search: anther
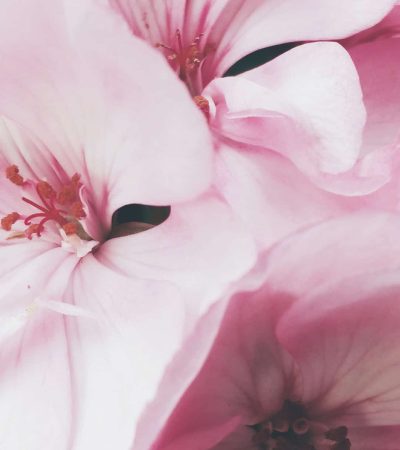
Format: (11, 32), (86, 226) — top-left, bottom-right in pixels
(6, 165), (24, 186)
(2, 165), (90, 241)
(292, 418), (310, 435)
(63, 222), (78, 235)
(1, 212), (20, 231)
(194, 95), (210, 119)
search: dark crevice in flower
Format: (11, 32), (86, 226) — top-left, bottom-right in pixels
(249, 400), (351, 450)
(224, 43), (298, 77)
(108, 204), (171, 239)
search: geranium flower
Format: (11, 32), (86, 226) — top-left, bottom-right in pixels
(108, 0), (396, 96)
(149, 212), (400, 450)
(105, 0), (400, 248)
(0, 1), (256, 449)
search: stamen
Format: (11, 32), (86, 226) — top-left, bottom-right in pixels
(249, 401), (351, 450)
(156, 29), (212, 95)
(2, 165), (91, 241)
(6, 165), (24, 186)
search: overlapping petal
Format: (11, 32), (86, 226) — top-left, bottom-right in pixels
(207, 42), (367, 187)
(150, 212), (400, 449)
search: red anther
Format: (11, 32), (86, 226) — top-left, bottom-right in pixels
(1, 212), (20, 231)
(37, 180), (56, 200)
(63, 222), (78, 235)
(25, 224), (40, 240)
(70, 201), (86, 219)
(6, 165), (24, 186)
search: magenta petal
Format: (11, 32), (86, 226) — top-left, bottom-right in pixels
(277, 272), (400, 427)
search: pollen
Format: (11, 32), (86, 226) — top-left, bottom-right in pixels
(1, 165), (90, 241)
(6, 165), (24, 186)
(1, 212), (20, 231)
(194, 95), (210, 119)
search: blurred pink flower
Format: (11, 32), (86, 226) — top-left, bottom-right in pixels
(150, 212), (400, 450)
(0, 1), (256, 449)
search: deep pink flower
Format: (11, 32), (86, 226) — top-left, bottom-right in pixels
(0, 1), (256, 448)
(150, 212), (400, 450)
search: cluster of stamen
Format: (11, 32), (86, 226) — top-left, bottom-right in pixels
(1, 165), (88, 240)
(156, 29), (213, 117)
(250, 400), (351, 450)
(156, 30), (204, 86)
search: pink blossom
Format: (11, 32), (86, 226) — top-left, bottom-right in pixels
(0, 1), (256, 448)
(106, 0), (400, 248)
(150, 212), (400, 450)
(108, 0), (397, 95)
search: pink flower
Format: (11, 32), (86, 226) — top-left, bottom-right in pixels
(108, 0), (396, 95)
(106, 0), (400, 248)
(150, 212), (400, 450)
(0, 1), (256, 448)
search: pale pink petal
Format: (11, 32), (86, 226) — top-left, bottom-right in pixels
(0, 311), (74, 450)
(0, 245), (79, 449)
(207, 0), (399, 77)
(215, 144), (359, 248)
(277, 272), (400, 427)
(206, 42), (367, 186)
(98, 194), (257, 319)
(65, 257), (189, 449)
(343, 5), (400, 47)
(265, 212), (400, 297)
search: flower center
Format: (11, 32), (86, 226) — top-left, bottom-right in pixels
(250, 400), (351, 450)
(1, 165), (91, 241)
(156, 28), (214, 110)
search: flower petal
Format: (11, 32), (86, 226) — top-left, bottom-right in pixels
(349, 38), (400, 159)
(277, 272), (400, 427)
(149, 280), (294, 450)
(98, 193), (257, 319)
(109, 0), (398, 84)
(265, 211), (400, 297)
(0, 311), (74, 450)
(64, 260), (187, 449)
(206, 42), (366, 183)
